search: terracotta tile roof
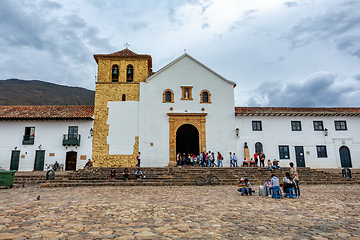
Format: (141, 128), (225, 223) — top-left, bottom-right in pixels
(235, 107), (360, 117)
(93, 48), (152, 68)
(0, 106), (94, 120)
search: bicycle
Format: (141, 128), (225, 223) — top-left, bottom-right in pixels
(195, 173), (219, 186)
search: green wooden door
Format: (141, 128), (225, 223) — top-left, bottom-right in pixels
(10, 150), (20, 170)
(34, 150), (45, 171)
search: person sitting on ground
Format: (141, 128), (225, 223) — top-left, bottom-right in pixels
(269, 174), (280, 196)
(267, 159), (273, 170)
(250, 158), (255, 167)
(53, 161), (59, 171)
(135, 168), (142, 180)
(110, 168), (116, 179)
(282, 172), (295, 196)
(273, 159), (280, 169)
(244, 179), (252, 195)
(123, 168), (130, 180)
(237, 178), (246, 194)
(242, 158), (248, 167)
(84, 159), (93, 168)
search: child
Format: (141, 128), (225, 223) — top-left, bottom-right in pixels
(250, 158), (255, 167)
(267, 159), (273, 170)
(237, 178), (247, 195)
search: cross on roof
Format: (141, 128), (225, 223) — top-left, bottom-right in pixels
(124, 43), (130, 49)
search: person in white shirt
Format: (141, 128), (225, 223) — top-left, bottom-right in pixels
(233, 153), (238, 167)
(269, 174), (280, 196)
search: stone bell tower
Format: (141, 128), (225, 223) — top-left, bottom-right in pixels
(92, 47), (152, 167)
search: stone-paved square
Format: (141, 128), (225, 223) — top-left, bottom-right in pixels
(0, 185), (359, 239)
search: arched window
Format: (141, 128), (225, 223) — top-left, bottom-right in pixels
(255, 142), (263, 155)
(163, 89), (174, 103)
(126, 65), (133, 82)
(200, 90), (211, 103)
(122, 94), (126, 101)
(112, 65), (119, 82)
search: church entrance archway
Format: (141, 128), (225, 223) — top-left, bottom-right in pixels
(65, 151), (77, 170)
(168, 113), (207, 166)
(176, 124), (199, 156)
(339, 146), (352, 168)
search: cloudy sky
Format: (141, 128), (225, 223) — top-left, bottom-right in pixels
(1, 0), (359, 107)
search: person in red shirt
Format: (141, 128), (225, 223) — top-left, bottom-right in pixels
(254, 153), (258, 167)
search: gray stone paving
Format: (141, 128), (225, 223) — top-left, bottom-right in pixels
(0, 185), (359, 239)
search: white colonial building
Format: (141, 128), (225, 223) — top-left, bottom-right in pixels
(0, 49), (359, 171)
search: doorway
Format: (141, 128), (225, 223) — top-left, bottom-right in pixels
(10, 150), (20, 170)
(176, 124), (199, 156)
(339, 146), (352, 168)
(295, 146), (305, 167)
(34, 150), (45, 171)
(66, 151), (77, 170)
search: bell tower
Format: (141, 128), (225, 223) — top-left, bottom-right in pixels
(92, 48), (152, 167)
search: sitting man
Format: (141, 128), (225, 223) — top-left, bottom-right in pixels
(242, 158), (248, 167)
(273, 159), (281, 169)
(249, 158), (255, 167)
(123, 168), (130, 180)
(237, 178), (246, 194)
(244, 179), (252, 195)
(110, 168), (116, 179)
(84, 159), (93, 168)
(135, 168), (143, 180)
(53, 161), (59, 171)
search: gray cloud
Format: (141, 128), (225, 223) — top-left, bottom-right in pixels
(286, 0), (360, 58)
(284, 2), (298, 8)
(354, 74), (360, 81)
(247, 72), (360, 107)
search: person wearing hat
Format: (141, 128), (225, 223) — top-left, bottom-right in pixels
(237, 178), (247, 195)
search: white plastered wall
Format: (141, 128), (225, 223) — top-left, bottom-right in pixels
(235, 115), (360, 168)
(139, 55), (237, 167)
(0, 120), (93, 171)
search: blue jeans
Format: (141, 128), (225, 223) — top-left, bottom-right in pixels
(233, 160), (238, 167)
(295, 180), (300, 196)
(218, 159), (223, 167)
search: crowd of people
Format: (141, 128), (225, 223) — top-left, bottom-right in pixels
(238, 162), (300, 198)
(175, 150), (282, 168)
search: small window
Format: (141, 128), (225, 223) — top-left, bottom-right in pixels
(181, 86), (193, 100)
(23, 127), (35, 145)
(200, 90), (211, 103)
(112, 65), (119, 82)
(126, 65), (134, 82)
(316, 145), (328, 158)
(335, 121), (347, 131)
(279, 145), (290, 159)
(313, 121), (324, 131)
(122, 94), (126, 101)
(252, 121), (262, 131)
(291, 121), (302, 131)
(68, 126), (78, 138)
(162, 89), (174, 103)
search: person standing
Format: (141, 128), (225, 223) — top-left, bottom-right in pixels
(254, 152), (258, 167)
(217, 152), (223, 167)
(229, 152), (233, 167)
(209, 152), (214, 167)
(136, 152), (141, 167)
(290, 162), (300, 197)
(259, 151), (265, 167)
(233, 153), (238, 167)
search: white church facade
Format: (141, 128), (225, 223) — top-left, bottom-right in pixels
(0, 49), (359, 171)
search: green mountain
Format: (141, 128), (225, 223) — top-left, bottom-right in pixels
(0, 79), (94, 105)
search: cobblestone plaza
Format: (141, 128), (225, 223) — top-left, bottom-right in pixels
(0, 185), (359, 239)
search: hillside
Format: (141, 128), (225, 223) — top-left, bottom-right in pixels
(0, 79), (94, 105)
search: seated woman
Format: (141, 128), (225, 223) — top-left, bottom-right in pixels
(84, 159), (93, 168)
(237, 178), (246, 194)
(249, 158), (255, 167)
(135, 168), (142, 180)
(267, 159), (273, 170)
(242, 158), (248, 167)
(282, 172), (295, 195)
(123, 168), (130, 180)
(110, 168), (116, 179)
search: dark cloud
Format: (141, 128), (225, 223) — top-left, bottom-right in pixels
(284, 2), (298, 8)
(247, 72), (360, 107)
(286, 1), (360, 59)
